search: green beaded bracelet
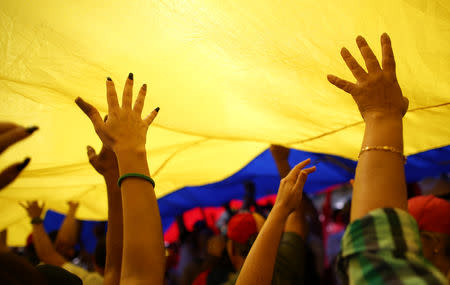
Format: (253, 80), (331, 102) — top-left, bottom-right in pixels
(117, 173), (155, 188)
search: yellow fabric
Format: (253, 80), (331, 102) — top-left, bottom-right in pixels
(0, 0), (449, 246)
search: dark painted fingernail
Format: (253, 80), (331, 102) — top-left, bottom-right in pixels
(142, 84), (147, 90)
(26, 126), (39, 134)
(107, 77), (112, 81)
(17, 157), (31, 171)
(128, 73), (133, 80)
(155, 107), (160, 112)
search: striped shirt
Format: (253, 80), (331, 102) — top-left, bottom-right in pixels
(337, 208), (447, 284)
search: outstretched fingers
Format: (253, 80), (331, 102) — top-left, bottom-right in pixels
(381, 33), (397, 79)
(286, 158), (311, 180)
(122, 73), (134, 110)
(144, 107), (160, 126)
(293, 166), (316, 191)
(327, 75), (356, 94)
(0, 126), (38, 155)
(0, 158), (31, 190)
(340, 48), (367, 81)
(106, 78), (119, 112)
(356, 36), (381, 73)
(133, 84), (147, 114)
(75, 97), (105, 133)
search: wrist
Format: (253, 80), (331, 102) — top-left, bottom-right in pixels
(114, 146), (146, 157)
(271, 204), (291, 220)
(67, 207), (78, 216)
(103, 171), (120, 180)
(31, 217), (44, 225)
(115, 150), (150, 176)
(363, 112), (403, 125)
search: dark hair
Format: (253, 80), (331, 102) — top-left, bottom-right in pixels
(232, 234), (257, 258)
(94, 237), (106, 269)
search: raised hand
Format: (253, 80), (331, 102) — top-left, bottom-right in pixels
(327, 33), (409, 121)
(67, 201), (79, 212)
(20, 201), (45, 219)
(87, 144), (118, 177)
(75, 74), (159, 154)
(274, 158), (316, 215)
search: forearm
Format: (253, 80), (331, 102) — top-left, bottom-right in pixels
(104, 172), (123, 285)
(0, 230), (8, 252)
(116, 150), (165, 284)
(236, 207), (289, 285)
(274, 158), (291, 179)
(32, 224), (66, 266)
(55, 208), (79, 250)
(351, 114), (406, 221)
(284, 207), (307, 238)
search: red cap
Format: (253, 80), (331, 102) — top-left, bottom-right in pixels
(227, 213), (258, 244)
(408, 195), (450, 235)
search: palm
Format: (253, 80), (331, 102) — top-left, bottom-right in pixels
(75, 75), (159, 155)
(88, 145), (118, 176)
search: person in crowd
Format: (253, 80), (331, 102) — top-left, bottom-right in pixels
(20, 200), (105, 284)
(178, 220), (214, 285)
(236, 33), (448, 284)
(408, 195), (450, 280)
(222, 211), (266, 285)
(86, 129), (123, 285)
(270, 144), (323, 284)
(233, 157), (316, 285)
(328, 33), (447, 284)
(76, 73), (165, 284)
(192, 234), (235, 285)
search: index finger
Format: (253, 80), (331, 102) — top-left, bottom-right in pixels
(285, 158), (311, 180)
(0, 127), (36, 155)
(356, 36), (382, 73)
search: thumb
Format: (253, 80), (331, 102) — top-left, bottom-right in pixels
(87, 146), (97, 162)
(293, 166), (316, 193)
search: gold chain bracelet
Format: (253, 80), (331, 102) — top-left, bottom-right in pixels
(358, 146), (406, 164)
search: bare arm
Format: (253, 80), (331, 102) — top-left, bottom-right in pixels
(76, 74), (164, 284)
(87, 145), (122, 285)
(116, 150), (164, 285)
(55, 202), (80, 253)
(328, 34), (409, 221)
(0, 230), (8, 252)
(236, 160), (316, 285)
(20, 201), (67, 266)
(32, 223), (67, 266)
(270, 145), (308, 238)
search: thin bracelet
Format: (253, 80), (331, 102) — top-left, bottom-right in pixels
(117, 173), (155, 188)
(358, 146), (406, 164)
